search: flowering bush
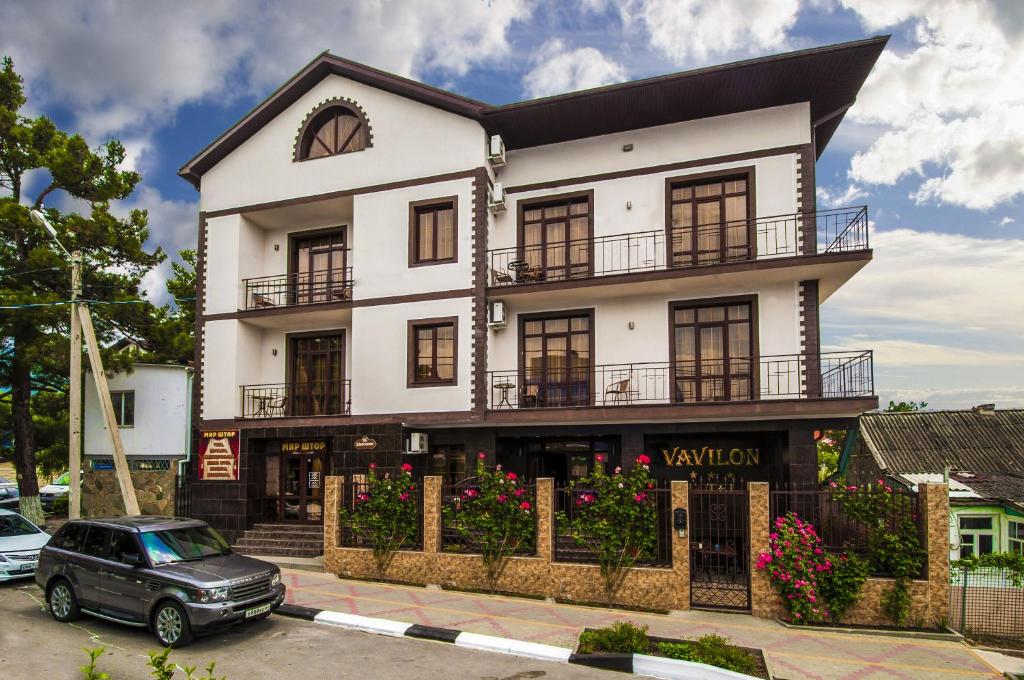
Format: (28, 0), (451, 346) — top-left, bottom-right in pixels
(340, 464), (419, 578)
(556, 455), (658, 602)
(756, 513), (833, 623)
(442, 453), (535, 590)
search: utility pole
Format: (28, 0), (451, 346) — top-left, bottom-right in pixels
(68, 251), (82, 519)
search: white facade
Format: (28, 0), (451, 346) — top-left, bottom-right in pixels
(84, 364), (193, 459)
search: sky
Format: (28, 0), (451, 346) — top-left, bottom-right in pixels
(1, 0), (1022, 409)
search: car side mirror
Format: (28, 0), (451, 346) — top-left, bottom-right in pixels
(124, 553), (145, 567)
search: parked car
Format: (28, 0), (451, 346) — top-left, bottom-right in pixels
(0, 509), (50, 581)
(36, 516), (285, 647)
(0, 484), (20, 511)
(40, 471), (72, 511)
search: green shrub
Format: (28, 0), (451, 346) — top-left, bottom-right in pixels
(657, 635), (758, 676)
(577, 621), (650, 654)
(339, 464), (420, 578)
(51, 495), (69, 515)
(818, 552), (870, 622)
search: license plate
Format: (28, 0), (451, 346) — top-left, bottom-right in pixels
(18, 563), (35, 572)
(244, 602), (272, 619)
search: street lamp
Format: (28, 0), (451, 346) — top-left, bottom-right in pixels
(30, 207), (82, 519)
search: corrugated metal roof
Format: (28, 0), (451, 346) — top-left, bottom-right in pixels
(950, 471), (1024, 507)
(859, 409), (1024, 475)
(895, 473), (980, 499)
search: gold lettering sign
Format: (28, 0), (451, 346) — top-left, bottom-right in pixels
(353, 436), (378, 451)
(660, 447), (760, 467)
(281, 440), (327, 453)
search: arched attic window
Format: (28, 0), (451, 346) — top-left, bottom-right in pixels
(295, 100), (372, 161)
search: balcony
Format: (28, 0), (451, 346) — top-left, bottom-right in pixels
(242, 266), (353, 311)
(487, 207), (868, 288)
(485, 351), (873, 410)
(240, 379), (351, 418)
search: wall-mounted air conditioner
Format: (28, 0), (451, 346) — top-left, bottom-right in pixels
(408, 432), (429, 454)
(487, 300), (507, 329)
(488, 182), (506, 213)
(487, 134), (506, 167)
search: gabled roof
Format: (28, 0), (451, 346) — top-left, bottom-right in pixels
(857, 408), (1024, 476)
(179, 36), (889, 189)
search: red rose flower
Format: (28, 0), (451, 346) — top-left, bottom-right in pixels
(519, 501), (531, 511)
(401, 463), (413, 472)
(636, 454), (651, 465)
(506, 472), (517, 481)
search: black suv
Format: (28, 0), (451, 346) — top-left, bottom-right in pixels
(36, 516), (286, 647)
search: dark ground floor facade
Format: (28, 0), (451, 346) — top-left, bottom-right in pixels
(186, 417), (843, 543)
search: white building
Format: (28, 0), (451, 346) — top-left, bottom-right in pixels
(180, 38), (885, 542)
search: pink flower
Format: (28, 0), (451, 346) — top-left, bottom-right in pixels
(478, 451), (486, 459)
(519, 501), (531, 511)
(514, 488), (525, 497)
(497, 494), (507, 503)
(506, 472), (517, 481)
(647, 482), (655, 489)
(369, 463), (377, 469)
(634, 492), (647, 503)
(595, 454), (605, 463)
(847, 485), (857, 491)
(401, 463), (413, 472)
(769, 533), (779, 540)
(495, 463), (503, 471)
(399, 492), (409, 501)
(637, 454), (651, 465)
(614, 466), (623, 475)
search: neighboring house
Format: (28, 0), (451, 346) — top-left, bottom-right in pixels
(179, 37), (886, 545)
(83, 363), (194, 516)
(839, 404), (1024, 559)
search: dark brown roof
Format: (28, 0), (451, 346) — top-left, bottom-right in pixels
(859, 409), (1024, 476)
(950, 471), (1024, 509)
(179, 36), (889, 189)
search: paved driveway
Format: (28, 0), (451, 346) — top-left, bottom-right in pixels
(283, 569), (1002, 680)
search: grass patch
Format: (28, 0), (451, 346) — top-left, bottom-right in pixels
(657, 635), (758, 676)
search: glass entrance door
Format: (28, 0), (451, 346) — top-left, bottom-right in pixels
(291, 230), (348, 304)
(290, 333), (345, 416)
(263, 453), (326, 524)
(521, 314), (592, 407)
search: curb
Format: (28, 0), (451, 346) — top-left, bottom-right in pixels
(275, 604), (759, 678)
(774, 618), (965, 642)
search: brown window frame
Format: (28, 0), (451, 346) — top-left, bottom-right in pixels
(664, 168), (756, 266)
(408, 197), (459, 267)
(516, 189), (595, 282)
(294, 99), (372, 162)
(668, 295), (759, 404)
(287, 226), (349, 305)
(407, 316), (459, 387)
(284, 329), (348, 417)
(517, 308), (596, 408)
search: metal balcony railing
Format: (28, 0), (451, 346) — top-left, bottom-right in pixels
(240, 379), (352, 418)
(487, 206), (868, 287)
(242, 265), (353, 310)
(485, 351), (873, 410)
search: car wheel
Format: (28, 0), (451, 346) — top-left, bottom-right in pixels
(152, 601), (193, 648)
(48, 579), (81, 622)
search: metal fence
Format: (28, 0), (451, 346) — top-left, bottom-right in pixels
(174, 465), (192, 517)
(337, 477), (424, 551)
(240, 379), (352, 418)
(242, 266), (353, 309)
(486, 351), (874, 410)
(769, 486), (924, 577)
(486, 207), (868, 287)
(440, 481), (537, 555)
(950, 566), (1024, 642)
(553, 484), (673, 567)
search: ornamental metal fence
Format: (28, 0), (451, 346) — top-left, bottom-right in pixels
(552, 484), (673, 567)
(950, 565), (1024, 642)
(440, 481), (537, 556)
(338, 476), (424, 551)
(768, 486), (924, 578)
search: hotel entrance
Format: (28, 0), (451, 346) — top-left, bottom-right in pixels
(496, 437), (619, 486)
(262, 439), (327, 524)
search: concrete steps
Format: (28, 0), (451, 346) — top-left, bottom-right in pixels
(232, 523), (325, 558)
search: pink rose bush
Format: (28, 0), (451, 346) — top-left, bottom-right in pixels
(341, 463), (419, 578)
(757, 513), (832, 623)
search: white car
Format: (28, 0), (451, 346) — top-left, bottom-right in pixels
(0, 509), (50, 581)
(40, 471), (72, 511)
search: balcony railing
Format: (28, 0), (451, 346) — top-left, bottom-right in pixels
(240, 379), (351, 418)
(487, 207), (868, 287)
(242, 265), (353, 310)
(485, 351), (873, 410)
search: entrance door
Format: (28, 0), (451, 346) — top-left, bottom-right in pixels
(671, 301), (753, 403)
(689, 485), (751, 610)
(521, 195), (592, 281)
(267, 453), (325, 524)
(669, 176), (751, 266)
(290, 333), (346, 416)
(521, 313), (592, 407)
(291, 230), (348, 304)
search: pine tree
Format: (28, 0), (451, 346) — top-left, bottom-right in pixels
(0, 56), (165, 523)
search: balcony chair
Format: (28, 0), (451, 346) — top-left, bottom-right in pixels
(492, 268), (514, 285)
(266, 395), (286, 417)
(251, 293), (276, 308)
(330, 286), (352, 301)
(604, 377), (638, 405)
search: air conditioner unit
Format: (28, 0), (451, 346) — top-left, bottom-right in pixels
(487, 300), (507, 329)
(487, 134), (506, 167)
(408, 432), (429, 454)
(488, 182), (507, 213)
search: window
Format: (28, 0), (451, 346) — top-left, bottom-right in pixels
(110, 530), (142, 563)
(409, 318), (457, 386)
(519, 192), (592, 281)
(671, 299), (755, 403)
(289, 332), (346, 416)
(668, 172), (752, 266)
(410, 199), (457, 265)
(81, 526), (113, 559)
(520, 311), (593, 408)
(1009, 520), (1024, 554)
(111, 391), (134, 427)
(290, 229), (349, 304)
(959, 515), (997, 558)
(51, 523), (87, 552)
(297, 104), (370, 160)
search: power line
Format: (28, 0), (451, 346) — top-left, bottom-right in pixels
(0, 297), (195, 310)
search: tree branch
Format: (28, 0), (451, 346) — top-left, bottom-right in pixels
(34, 183), (57, 209)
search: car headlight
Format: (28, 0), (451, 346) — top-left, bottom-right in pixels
(197, 587), (230, 603)
(271, 572), (281, 587)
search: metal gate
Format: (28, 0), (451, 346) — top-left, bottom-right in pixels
(689, 486), (750, 610)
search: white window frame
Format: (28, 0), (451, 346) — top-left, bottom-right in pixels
(110, 390), (135, 428)
(957, 513), (999, 558)
(1009, 519), (1024, 555)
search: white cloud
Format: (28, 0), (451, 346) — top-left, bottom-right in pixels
(843, 0), (1024, 209)
(521, 39), (627, 98)
(828, 338), (1024, 367)
(816, 183), (868, 208)
(614, 0), (801, 65)
(998, 216), (1015, 226)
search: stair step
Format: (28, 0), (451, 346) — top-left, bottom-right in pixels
(251, 523), (323, 534)
(233, 538), (323, 550)
(242, 530), (325, 541)
(236, 546), (324, 558)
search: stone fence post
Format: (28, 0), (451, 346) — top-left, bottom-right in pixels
(423, 476), (441, 554)
(671, 480), (689, 610)
(536, 478), (554, 561)
(748, 482), (777, 618)
(920, 482), (950, 625)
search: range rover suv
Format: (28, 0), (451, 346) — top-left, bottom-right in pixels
(36, 516), (286, 647)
